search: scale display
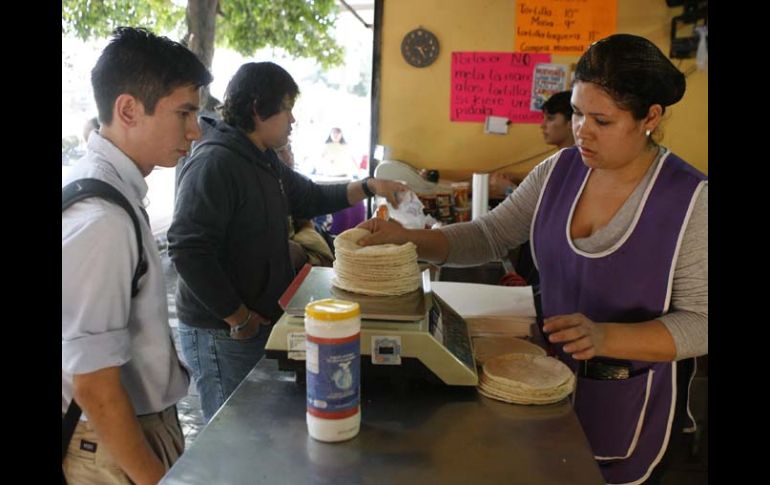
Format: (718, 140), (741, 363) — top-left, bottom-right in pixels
(428, 292), (475, 373)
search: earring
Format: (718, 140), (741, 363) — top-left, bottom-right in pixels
(645, 129), (651, 137)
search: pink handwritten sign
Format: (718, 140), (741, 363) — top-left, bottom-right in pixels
(451, 51), (550, 123)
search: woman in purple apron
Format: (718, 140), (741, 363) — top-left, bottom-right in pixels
(357, 34), (707, 484)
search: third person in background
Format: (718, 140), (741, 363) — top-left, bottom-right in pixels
(489, 90), (575, 199)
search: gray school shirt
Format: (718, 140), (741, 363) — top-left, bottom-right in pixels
(62, 133), (190, 417)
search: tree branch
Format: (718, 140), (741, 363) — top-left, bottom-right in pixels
(338, 0), (372, 29)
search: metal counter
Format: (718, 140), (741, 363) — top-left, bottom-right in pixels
(161, 358), (603, 484)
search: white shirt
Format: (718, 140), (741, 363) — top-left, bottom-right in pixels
(62, 133), (189, 417)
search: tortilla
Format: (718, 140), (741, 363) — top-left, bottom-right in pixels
(472, 337), (546, 365)
(478, 353), (575, 405)
(332, 228), (421, 296)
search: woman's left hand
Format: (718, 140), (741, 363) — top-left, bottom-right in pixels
(543, 313), (606, 360)
(369, 178), (409, 208)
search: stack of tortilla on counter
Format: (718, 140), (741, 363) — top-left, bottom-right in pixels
(472, 336), (546, 365)
(478, 353), (575, 405)
(332, 228), (421, 296)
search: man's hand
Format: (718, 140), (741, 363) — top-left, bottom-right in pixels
(367, 178), (409, 208)
(72, 367), (167, 485)
(226, 306), (269, 340)
(489, 173), (517, 199)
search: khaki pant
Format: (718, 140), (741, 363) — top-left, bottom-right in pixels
(62, 406), (184, 484)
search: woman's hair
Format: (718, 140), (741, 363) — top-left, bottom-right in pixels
(222, 62), (299, 132)
(325, 127), (346, 144)
(574, 34), (685, 119)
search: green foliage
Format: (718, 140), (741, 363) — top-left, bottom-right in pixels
(61, 0), (344, 69)
(218, 0), (343, 69)
(62, 136), (82, 164)
(62, 0), (185, 40)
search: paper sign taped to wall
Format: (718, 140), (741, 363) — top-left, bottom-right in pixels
(450, 51), (551, 123)
(515, 0), (617, 55)
(530, 63), (569, 111)
(484, 116), (509, 134)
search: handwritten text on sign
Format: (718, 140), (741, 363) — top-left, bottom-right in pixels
(515, 0), (617, 55)
(451, 51), (550, 123)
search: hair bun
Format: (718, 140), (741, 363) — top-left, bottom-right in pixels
(576, 34), (687, 115)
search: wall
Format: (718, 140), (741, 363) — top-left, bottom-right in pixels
(378, 0), (708, 180)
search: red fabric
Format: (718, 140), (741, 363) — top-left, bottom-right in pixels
(499, 272), (528, 286)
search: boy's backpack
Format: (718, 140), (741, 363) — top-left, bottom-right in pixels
(62, 178), (147, 297)
(61, 178), (148, 467)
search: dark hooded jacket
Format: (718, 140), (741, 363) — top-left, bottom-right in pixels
(168, 117), (349, 328)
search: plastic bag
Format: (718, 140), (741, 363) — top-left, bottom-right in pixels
(386, 190), (437, 229)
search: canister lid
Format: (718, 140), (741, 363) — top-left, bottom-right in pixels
(305, 298), (361, 320)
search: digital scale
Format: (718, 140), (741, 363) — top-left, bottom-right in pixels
(265, 266), (478, 386)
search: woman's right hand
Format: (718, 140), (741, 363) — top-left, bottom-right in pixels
(356, 218), (409, 246)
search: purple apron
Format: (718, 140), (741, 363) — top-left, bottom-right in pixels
(531, 147), (706, 484)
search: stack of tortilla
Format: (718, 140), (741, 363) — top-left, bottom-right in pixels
(478, 353), (575, 405)
(332, 228), (422, 296)
(472, 336), (546, 365)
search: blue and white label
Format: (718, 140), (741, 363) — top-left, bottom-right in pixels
(306, 334), (360, 419)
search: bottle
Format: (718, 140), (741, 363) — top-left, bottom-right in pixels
(695, 25), (708, 71)
(376, 204), (389, 220)
(305, 299), (361, 442)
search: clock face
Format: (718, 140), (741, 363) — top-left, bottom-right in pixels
(401, 28), (439, 68)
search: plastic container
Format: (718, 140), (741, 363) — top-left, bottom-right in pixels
(375, 204), (389, 220)
(305, 299), (361, 442)
(417, 193), (437, 212)
(454, 207), (471, 222)
(436, 189), (452, 208)
(451, 182), (470, 209)
(437, 205), (452, 218)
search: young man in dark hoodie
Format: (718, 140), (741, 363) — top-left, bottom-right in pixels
(168, 62), (406, 422)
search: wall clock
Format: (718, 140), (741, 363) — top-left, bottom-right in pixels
(401, 28), (439, 68)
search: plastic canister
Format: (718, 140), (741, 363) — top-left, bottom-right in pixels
(454, 207), (471, 222)
(417, 193), (437, 213)
(436, 189), (452, 208)
(375, 204), (389, 220)
(305, 299), (361, 442)
(451, 182), (470, 209)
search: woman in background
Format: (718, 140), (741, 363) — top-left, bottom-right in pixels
(317, 127), (360, 178)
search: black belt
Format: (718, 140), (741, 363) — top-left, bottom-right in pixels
(581, 360), (632, 380)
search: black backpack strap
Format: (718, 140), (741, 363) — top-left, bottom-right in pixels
(62, 178), (147, 297)
(61, 399), (82, 463)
